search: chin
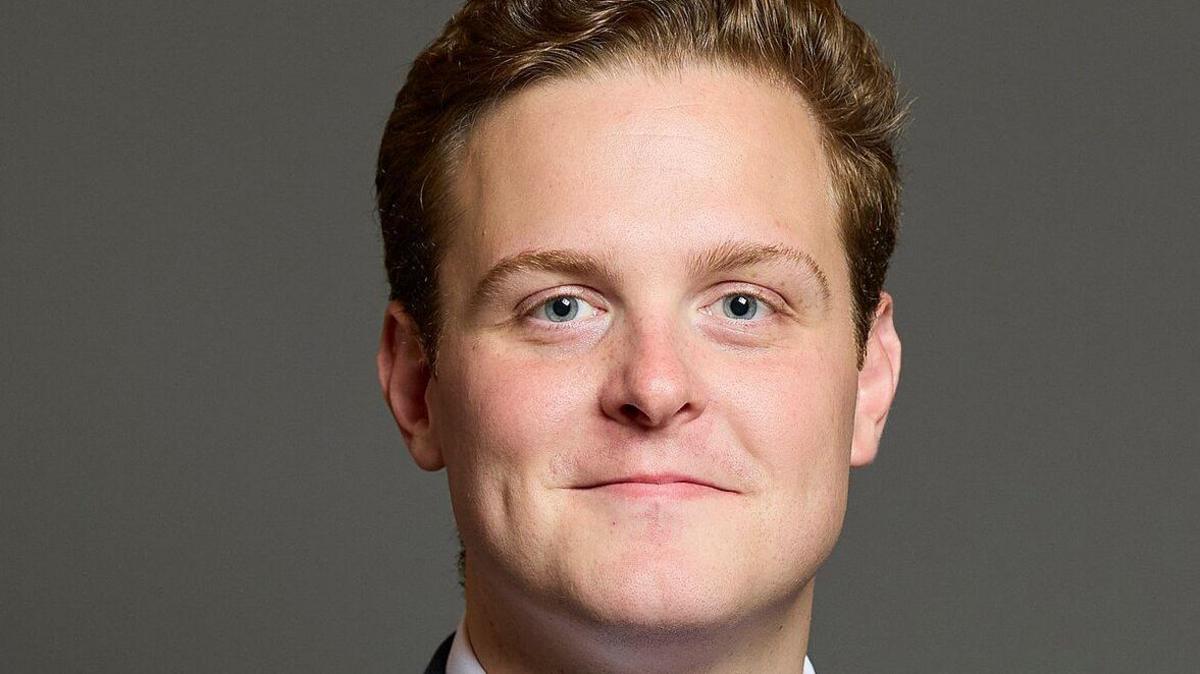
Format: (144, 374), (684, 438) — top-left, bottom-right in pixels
(565, 528), (832, 638)
(557, 545), (760, 634)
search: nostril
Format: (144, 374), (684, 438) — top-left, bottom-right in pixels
(620, 403), (650, 424)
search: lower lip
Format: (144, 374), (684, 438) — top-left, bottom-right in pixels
(584, 482), (726, 500)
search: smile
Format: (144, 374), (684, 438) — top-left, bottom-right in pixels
(578, 474), (738, 499)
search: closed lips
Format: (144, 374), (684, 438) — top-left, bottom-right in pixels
(582, 475), (737, 493)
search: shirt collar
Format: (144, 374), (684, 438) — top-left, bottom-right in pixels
(446, 616), (487, 674)
(446, 615), (816, 674)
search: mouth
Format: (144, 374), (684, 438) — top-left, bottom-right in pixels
(577, 474), (738, 499)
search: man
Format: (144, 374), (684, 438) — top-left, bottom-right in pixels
(375, 0), (904, 671)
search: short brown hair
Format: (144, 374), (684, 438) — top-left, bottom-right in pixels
(376, 0), (905, 369)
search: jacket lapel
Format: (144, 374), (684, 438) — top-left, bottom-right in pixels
(423, 632), (455, 674)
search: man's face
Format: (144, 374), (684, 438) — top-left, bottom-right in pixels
(396, 64), (893, 631)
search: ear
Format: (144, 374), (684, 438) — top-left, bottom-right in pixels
(850, 291), (902, 467)
(376, 301), (444, 471)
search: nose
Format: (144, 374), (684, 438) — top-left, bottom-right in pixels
(599, 316), (706, 429)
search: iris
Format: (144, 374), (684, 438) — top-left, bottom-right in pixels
(545, 296), (579, 322)
(723, 294), (758, 319)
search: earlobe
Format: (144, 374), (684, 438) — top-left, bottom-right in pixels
(850, 291), (902, 467)
(376, 301), (445, 471)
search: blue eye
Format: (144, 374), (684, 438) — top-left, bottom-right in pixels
(544, 296), (580, 322)
(537, 295), (600, 323)
(721, 293), (765, 320)
(527, 291), (773, 327)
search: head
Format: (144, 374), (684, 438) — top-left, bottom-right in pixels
(377, 0), (904, 650)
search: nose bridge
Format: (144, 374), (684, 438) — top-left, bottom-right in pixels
(601, 305), (702, 428)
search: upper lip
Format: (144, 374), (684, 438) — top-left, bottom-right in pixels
(581, 474), (737, 493)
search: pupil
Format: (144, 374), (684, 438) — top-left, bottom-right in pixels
(728, 295), (754, 318)
(550, 297), (575, 319)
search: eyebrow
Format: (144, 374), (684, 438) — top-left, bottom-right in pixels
(468, 239), (831, 312)
(468, 249), (619, 312)
(689, 240), (831, 303)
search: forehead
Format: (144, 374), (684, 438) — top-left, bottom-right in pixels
(441, 63), (843, 305)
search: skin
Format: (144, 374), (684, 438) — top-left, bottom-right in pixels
(378, 63), (901, 673)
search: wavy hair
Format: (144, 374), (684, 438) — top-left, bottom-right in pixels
(377, 0), (906, 369)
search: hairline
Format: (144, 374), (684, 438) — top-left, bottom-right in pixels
(423, 56), (858, 357)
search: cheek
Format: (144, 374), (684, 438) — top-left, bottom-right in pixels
(431, 339), (594, 481)
(717, 350), (857, 572)
(719, 340), (858, 501)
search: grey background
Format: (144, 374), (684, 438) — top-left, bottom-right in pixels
(3, 0), (1197, 672)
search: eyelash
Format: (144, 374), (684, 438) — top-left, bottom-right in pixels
(520, 286), (784, 329)
(517, 289), (598, 331)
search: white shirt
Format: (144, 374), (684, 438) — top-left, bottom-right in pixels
(446, 616), (816, 674)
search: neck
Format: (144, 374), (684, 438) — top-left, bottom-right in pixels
(462, 565), (814, 674)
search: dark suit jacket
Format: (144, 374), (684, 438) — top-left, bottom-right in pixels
(424, 632), (455, 674)
(424, 631), (813, 672)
